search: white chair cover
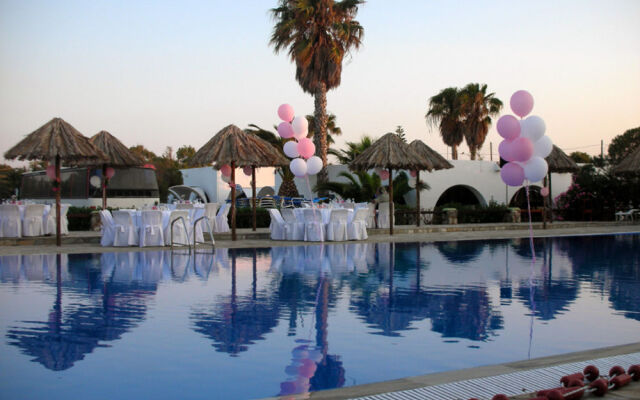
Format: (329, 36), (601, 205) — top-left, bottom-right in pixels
(22, 204), (45, 237)
(377, 202), (393, 229)
(215, 204), (230, 233)
(366, 203), (376, 228)
(204, 203), (219, 232)
(139, 210), (164, 247)
(347, 208), (369, 240)
(42, 204), (70, 235)
(326, 209), (348, 241)
(164, 210), (190, 246)
(303, 209), (325, 242)
(280, 208), (305, 241)
(268, 209), (286, 240)
(112, 210), (139, 246)
(0, 204), (22, 238)
(99, 210), (116, 247)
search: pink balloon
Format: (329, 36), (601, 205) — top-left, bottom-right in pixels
(540, 187), (550, 197)
(46, 165), (56, 179)
(379, 170), (389, 180)
(510, 90), (534, 118)
(220, 164), (231, 177)
(500, 162), (525, 186)
(496, 115), (521, 140)
(243, 166), (253, 176)
(277, 122), (294, 139)
(498, 139), (515, 162)
(105, 167), (115, 179)
(277, 104), (295, 122)
(410, 170), (418, 177)
(297, 138), (315, 159)
(298, 359), (317, 378)
(511, 137), (534, 162)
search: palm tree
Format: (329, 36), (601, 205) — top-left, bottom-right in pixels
(328, 135), (375, 164)
(270, 0), (364, 185)
(460, 83), (503, 160)
(245, 124), (300, 197)
(314, 170), (425, 204)
(425, 87), (465, 160)
(306, 113), (342, 148)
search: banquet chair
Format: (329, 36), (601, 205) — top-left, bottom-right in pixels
(204, 203), (219, 232)
(44, 204), (67, 235)
(164, 210), (190, 247)
(139, 210), (164, 247)
(326, 209), (349, 241)
(176, 203), (194, 210)
(303, 209), (325, 242)
(377, 202), (393, 229)
(215, 203), (230, 233)
(112, 210), (139, 246)
(99, 210), (116, 247)
(268, 209), (286, 240)
(0, 204), (22, 238)
(347, 208), (369, 240)
(280, 208), (304, 241)
(22, 204), (45, 237)
(259, 196), (277, 209)
(366, 203), (376, 228)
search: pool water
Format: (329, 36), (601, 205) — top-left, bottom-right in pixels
(1, 234), (639, 399)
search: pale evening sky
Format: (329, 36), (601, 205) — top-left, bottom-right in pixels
(1, 0), (639, 172)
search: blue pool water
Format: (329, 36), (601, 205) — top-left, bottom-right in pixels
(1, 234), (639, 399)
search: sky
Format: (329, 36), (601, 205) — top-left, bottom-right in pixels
(1, 0), (639, 174)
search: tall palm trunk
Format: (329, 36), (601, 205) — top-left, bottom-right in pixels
(469, 146), (477, 160)
(451, 145), (458, 160)
(314, 82), (329, 188)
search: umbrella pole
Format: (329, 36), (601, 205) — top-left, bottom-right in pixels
(388, 167), (394, 235)
(252, 166), (256, 231)
(542, 176), (548, 229)
(416, 171), (420, 227)
(55, 155), (61, 247)
(102, 164), (107, 210)
(231, 162), (237, 241)
(548, 172), (553, 223)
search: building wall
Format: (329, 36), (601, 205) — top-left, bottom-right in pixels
(276, 161), (573, 209)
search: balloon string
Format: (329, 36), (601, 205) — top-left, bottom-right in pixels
(525, 183), (536, 359)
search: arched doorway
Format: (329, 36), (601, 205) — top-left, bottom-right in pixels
(435, 185), (486, 207)
(509, 186), (543, 208)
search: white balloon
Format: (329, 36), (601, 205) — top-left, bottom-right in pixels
(221, 174), (230, 183)
(289, 158), (307, 177)
(90, 175), (101, 188)
(291, 116), (308, 140)
(523, 156), (548, 182)
(306, 156), (322, 175)
(520, 115), (546, 142)
(283, 141), (299, 158)
(533, 135), (553, 158)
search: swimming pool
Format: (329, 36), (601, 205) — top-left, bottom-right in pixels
(0, 234), (639, 399)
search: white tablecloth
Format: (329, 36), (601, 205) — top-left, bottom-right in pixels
(15, 204), (52, 221)
(293, 208), (353, 224)
(122, 208), (205, 230)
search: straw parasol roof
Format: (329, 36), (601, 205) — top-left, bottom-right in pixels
(409, 140), (453, 172)
(350, 133), (434, 171)
(88, 130), (144, 166)
(191, 124), (288, 167)
(612, 145), (640, 174)
(545, 145), (579, 173)
(4, 117), (107, 163)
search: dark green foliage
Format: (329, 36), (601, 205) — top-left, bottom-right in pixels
(67, 206), (97, 231)
(233, 207), (270, 228)
(608, 127), (640, 164)
(434, 201), (510, 224)
(569, 151), (592, 164)
(0, 164), (25, 200)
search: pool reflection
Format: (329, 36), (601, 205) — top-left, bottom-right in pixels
(0, 234), (639, 399)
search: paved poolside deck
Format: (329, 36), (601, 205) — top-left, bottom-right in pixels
(1, 221), (639, 399)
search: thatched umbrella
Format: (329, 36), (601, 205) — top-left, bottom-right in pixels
(409, 140), (453, 226)
(4, 118), (107, 246)
(191, 124), (288, 240)
(544, 145), (579, 223)
(612, 145), (640, 174)
(350, 133), (434, 235)
(88, 130), (144, 209)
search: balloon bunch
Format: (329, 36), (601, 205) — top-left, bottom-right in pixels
(45, 164), (61, 192)
(218, 163), (234, 188)
(374, 167), (389, 181)
(277, 104), (323, 177)
(497, 90), (553, 187)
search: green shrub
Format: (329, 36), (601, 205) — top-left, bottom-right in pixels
(434, 201), (509, 224)
(67, 206), (96, 231)
(232, 206), (270, 228)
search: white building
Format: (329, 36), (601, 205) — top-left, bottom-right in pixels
(277, 160), (572, 209)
